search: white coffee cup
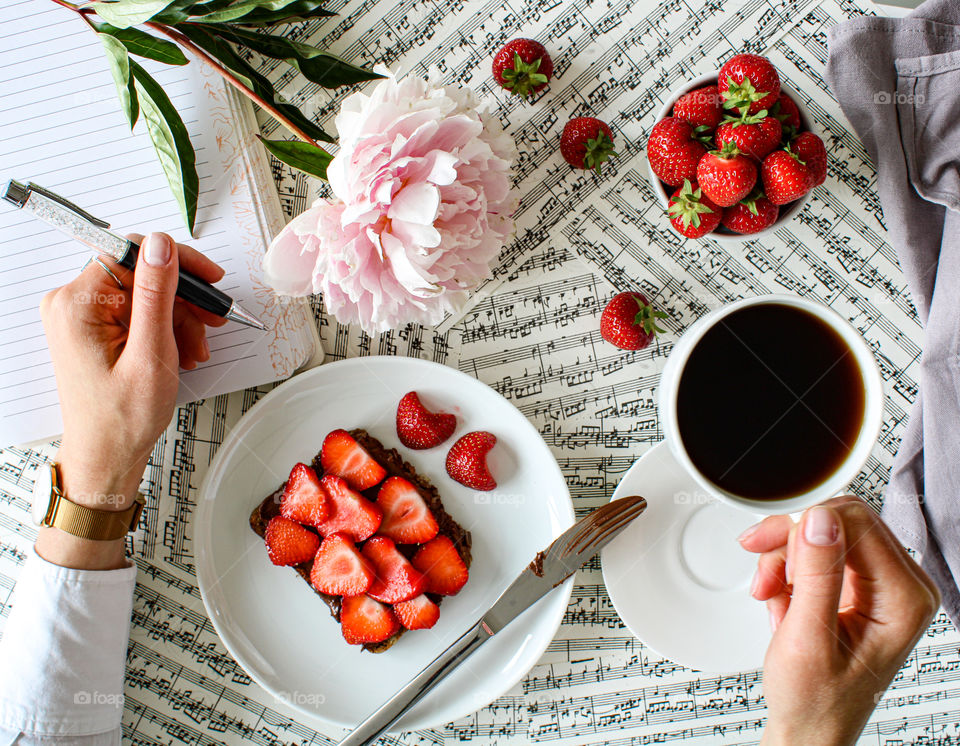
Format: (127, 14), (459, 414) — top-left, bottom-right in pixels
(659, 294), (884, 516)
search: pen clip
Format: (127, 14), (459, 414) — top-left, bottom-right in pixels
(26, 182), (111, 229)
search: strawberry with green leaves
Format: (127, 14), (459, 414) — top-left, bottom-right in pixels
(492, 39), (553, 97)
(771, 93), (801, 139)
(719, 54), (780, 116)
(647, 117), (711, 187)
(695, 142), (758, 207)
(672, 85), (723, 131)
(791, 131), (827, 186)
(721, 190), (779, 234)
(715, 111), (782, 161)
(600, 292), (668, 351)
(761, 148), (814, 205)
(561, 117), (618, 174)
(668, 180), (722, 238)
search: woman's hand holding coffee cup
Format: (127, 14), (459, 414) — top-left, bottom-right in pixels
(739, 496), (939, 745)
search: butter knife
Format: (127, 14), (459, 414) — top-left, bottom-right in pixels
(337, 494), (647, 746)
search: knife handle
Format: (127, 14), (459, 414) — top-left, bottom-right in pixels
(337, 620), (490, 746)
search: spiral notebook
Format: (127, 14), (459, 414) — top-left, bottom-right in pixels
(0, 1), (322, 447)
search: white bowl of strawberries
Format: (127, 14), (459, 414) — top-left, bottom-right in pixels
(646, 54), (826, 241)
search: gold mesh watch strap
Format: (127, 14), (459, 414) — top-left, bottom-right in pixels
(44, 464), (145, 541)
(47, 494), (143, 541)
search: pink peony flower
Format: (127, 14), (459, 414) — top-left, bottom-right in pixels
(264, 69), (516, 333)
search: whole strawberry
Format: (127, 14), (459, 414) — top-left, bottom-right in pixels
(715, 113), (782, 161)
(561, 117), (618, 173)
(492, 38), (552, 97)
(771, 93), (801, 138)
(647, 117), (711, 187)
(790, 131), (827, 186)
(672, 85), (723, 131)
(718, 54), (780, 116)
(761, 149), (813, 205)
(695, 142), (758, 207)
(721, 191), (779, 234)
(668, 180), (722, 238)
(600, 292), (668, 351)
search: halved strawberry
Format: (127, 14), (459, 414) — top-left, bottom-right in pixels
(377, 477), (439, 544)
(362, 536), (426, 604)
(412, 535), (469, 596)
(314, 475), (382, 541)
(340, 595), (400, 645)
(279, 463), (330, 527)
(393, 594), (440, 630)
(320, 429), (387, 491)
(445, 431), (497, 491)
(310, 532), (375, 596)
(396, 391), (457, 450)
(264, 516), (320, 566)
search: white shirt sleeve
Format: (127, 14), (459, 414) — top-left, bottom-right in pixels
(0, 548), (137, 745)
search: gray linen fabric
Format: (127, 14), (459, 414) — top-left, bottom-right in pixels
(826, 0), (960, 626)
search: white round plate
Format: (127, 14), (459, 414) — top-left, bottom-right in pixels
(195, 356), (574, 732)
(601, 442), (771, 672)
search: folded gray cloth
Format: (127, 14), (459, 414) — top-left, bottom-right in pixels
(826, 0), (960, 626)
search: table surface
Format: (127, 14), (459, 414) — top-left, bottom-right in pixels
(4, 0), (960, 744)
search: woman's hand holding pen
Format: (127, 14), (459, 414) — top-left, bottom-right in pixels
(37, 233), (225, 569)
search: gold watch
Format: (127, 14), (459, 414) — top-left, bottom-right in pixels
(31, 462), (144, 541)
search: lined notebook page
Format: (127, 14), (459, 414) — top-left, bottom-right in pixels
(0, 0), (315, 446)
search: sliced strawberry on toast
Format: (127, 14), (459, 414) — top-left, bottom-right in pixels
(314, 475), (382, 541)
(320, 429), (387, 491)
(412, 535), (469, 596)
(264, 516), (320, 567)
(396, 391), (457, 450)
(362, 535), (427, 604)
(394, 594), (440, 630)
(377, 477), (439, 544)
(279, 462), (330, 527)
(310, 532), (375, 596)
(340, 595), (401, 645)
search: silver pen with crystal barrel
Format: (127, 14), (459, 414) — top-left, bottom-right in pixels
(3, 180), (266, 331)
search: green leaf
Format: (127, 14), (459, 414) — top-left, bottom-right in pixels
(188, 0), (306, 22)
(93, 0), (178, 28)
(235, 0), (334, 25)
(207, 25), (381, 88)
(258, 136), (332, 179)
(98, 34), (139, 128)
(92, 21), (188, 65)
(130, 60), (199, 234)
(178, 25), (333, 142)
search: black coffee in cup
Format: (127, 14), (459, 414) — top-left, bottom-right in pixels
(676, 303), (866, 500)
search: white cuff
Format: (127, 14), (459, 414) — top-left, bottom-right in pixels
(0, 548), (137, 737)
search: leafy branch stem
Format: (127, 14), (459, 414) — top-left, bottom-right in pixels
(145, 21), (321, 147)
(51, 0), (323, 148)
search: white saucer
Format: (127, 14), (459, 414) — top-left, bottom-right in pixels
(601, 442), (771, 672)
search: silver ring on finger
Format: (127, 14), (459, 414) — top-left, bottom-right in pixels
(82, 255), (124, 290)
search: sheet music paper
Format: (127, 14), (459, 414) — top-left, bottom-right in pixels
(2, 0), (959, 743)
(0, 0), (315, 446)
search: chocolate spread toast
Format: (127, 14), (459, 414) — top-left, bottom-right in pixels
(250, 428), (472, 652)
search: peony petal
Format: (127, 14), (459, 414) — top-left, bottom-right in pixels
(263, 203), (330, 296)
(388, 182), (439, 224)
